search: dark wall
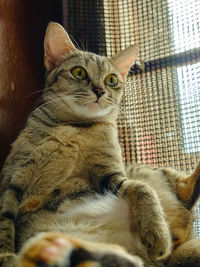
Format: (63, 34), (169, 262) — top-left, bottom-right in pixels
(0, 0), (63, 169)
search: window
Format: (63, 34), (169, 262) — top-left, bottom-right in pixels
(168, 0), (200, 153)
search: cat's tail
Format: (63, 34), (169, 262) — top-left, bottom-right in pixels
(165, 238), (200, 267)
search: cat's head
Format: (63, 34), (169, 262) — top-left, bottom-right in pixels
(43, 22), (138, 122)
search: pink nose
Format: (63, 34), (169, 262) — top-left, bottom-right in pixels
(92, 86), (105, 99)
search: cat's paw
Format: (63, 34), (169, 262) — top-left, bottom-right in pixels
(120, 180), (171, 260)
(17, 232), (73, 267)
(140, 220), (171, 260)
(17, 232), (144, 267)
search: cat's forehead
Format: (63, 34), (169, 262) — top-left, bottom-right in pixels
(63, 51), (117, 75)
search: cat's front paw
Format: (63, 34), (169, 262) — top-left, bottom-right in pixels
(18, 232), (144, 267)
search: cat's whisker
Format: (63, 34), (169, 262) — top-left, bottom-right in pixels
(106, 97), (125, 114)
(74, 92), (90, 96)
(40, 91), (92, 109)
(106, 97), (126, 118)
(33, 97), (44, 109)
(25, 87), (52, 98)
(106, 97), (120, 108)
(68, 34), (83, 50)
(79, 39), (86, 51)
(38, 94), (67, 109)
(74, 94), (90, 99)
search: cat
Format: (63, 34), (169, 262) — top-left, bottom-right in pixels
(0, 22), (171, 267)
(127, 162), (200, 266)
(0, 21), (196, 267)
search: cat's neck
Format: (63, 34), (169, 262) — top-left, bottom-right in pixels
(30, 105), (118, 129)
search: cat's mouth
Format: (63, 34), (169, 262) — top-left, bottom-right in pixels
(73, 96), (108, 118)
(84, 97), (107, 115)
(88, 101), (103, 112)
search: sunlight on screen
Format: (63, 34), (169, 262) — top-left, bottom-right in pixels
(168, 0), (200, 153)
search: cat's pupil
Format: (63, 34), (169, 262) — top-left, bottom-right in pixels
(78, 70), (82, 77)
(110, 77), (113, 83)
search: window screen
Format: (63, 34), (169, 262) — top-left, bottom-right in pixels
(65, 0), (200, 235)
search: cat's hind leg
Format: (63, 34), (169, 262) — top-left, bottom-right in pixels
(18, 232), (143, 267)
(166, 238), (200, 267)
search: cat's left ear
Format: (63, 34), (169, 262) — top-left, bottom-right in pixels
(44, 22), (77, 71)
(112, 45), (138, 81)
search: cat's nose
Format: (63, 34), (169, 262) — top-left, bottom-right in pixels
(92, 86), (105, 99)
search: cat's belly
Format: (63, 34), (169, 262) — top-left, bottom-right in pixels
(20, 194), (140, 255)
(58, 194), (133, 244)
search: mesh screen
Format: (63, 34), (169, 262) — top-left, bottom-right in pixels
(66, 0), (200, 235)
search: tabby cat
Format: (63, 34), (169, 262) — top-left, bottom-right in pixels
(0, 22), (199, 267)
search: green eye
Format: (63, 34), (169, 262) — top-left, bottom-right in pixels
(105, 74), (118, 87)
(71, 67), (87, 80)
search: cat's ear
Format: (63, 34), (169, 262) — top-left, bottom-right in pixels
(177, 162), (200, 209)
(44, 22), (77, 71)
(112, 45), (138, 80)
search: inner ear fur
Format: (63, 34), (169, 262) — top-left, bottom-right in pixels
(177, 162), (200, 209)
(111, 45), (138, 81)
(44, 22), (77, 71)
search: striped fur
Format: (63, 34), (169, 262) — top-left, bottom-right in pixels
(0, 23), (199, 267)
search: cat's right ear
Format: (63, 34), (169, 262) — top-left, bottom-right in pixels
(112, 45), (138, 81)
(44, 22), (77, 71)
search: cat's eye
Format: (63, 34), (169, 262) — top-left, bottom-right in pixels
(105, 74), (118, 87)
(71, 66), (87, 80)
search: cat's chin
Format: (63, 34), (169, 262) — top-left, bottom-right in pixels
(84, 102), (109, 118)
(71, 102), (110, 119)
(87, 102), (103, 112)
